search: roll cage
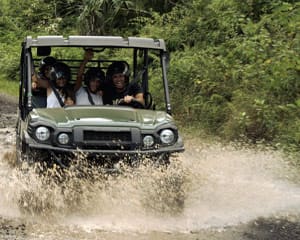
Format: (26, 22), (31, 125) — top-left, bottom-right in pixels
(19, 36), (172, 120)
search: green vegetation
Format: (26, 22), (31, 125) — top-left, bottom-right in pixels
(0, 75), (18, 96)
(1, 0), (300, 150)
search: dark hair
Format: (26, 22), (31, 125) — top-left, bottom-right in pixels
(84, 67), (105, 86)
(50, 62), (71, 83)
(39, 56), (56, 76)
(107, 61), (130, 76)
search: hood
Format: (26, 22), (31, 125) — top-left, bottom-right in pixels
(29, 106), (174, 128)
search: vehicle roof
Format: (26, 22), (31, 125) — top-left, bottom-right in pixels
(24, 36), (166, 51)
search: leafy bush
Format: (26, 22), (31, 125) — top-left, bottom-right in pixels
(1, 0), (300, 149)
(140, 0), (300, 147)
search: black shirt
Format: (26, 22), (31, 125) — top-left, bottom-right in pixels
(103, 82), (143, 105)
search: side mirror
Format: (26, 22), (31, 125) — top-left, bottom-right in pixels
(37, 46), (51, 56)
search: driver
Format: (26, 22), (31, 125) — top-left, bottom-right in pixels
(104, 61), (144, 107)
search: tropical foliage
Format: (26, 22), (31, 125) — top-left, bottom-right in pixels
(1, 0), (300, 149)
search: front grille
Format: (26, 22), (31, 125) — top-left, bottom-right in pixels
(82, 145), (132, 150)
(83, 130), (132, 142)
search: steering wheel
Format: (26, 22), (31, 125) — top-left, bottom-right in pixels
(117, 99), (145, 109)
(144, 91), (153, 109)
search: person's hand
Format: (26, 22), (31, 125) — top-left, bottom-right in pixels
(124, 95), (134, 103)
(84, 49), (94, 62)
(32, 81), (38, 90)
(65, 97), (74, 106)
(119, 96), (145, 109)
(96, 90), (103, 96)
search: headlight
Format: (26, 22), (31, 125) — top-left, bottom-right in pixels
(160, 129), (175, 144)
(58, 133), (70, 145)
(35, 126), (50, 141)
(143, 135), (154, 148)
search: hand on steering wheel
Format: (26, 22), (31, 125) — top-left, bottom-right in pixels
(117, 97), (144, 109)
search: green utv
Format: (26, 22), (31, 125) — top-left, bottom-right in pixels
(16, 36), (184, 168)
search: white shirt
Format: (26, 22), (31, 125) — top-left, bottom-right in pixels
(47, 90), (65, 108)
(76, 86), (103, 105)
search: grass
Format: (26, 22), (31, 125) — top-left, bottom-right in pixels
(0, 74), (19, 96)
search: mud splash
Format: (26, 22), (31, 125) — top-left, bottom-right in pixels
(0, 132), (300, 236)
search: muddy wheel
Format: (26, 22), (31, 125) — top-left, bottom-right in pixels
(15, 139), (30, 164)
(16, 141), (52, 173)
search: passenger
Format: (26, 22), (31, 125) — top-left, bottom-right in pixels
(103, 61), (144, 107)
(74, 50), (104, 105)
(46, 62), (75, 108)
(31, 56), (56, 108)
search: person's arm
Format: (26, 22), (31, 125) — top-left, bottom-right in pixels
(74, 49), (94, 92)
(134, 93), (145, 105)
(124, 93), (144, 105)
(32, 73), (49, 89)
(126, 82), (145, 105)
(31, 73), (39, 90)
(123, 82), (145, 105)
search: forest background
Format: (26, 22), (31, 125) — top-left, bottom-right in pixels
(0, 0), (300, 151)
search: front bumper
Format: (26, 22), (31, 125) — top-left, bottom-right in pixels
(24, 131), (184, 156)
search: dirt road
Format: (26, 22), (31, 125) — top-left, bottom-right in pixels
(0, 93), (18, 128)
(0, 93), (300, 240)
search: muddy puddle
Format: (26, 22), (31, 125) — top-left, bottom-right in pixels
(0, 127), (300, 239)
